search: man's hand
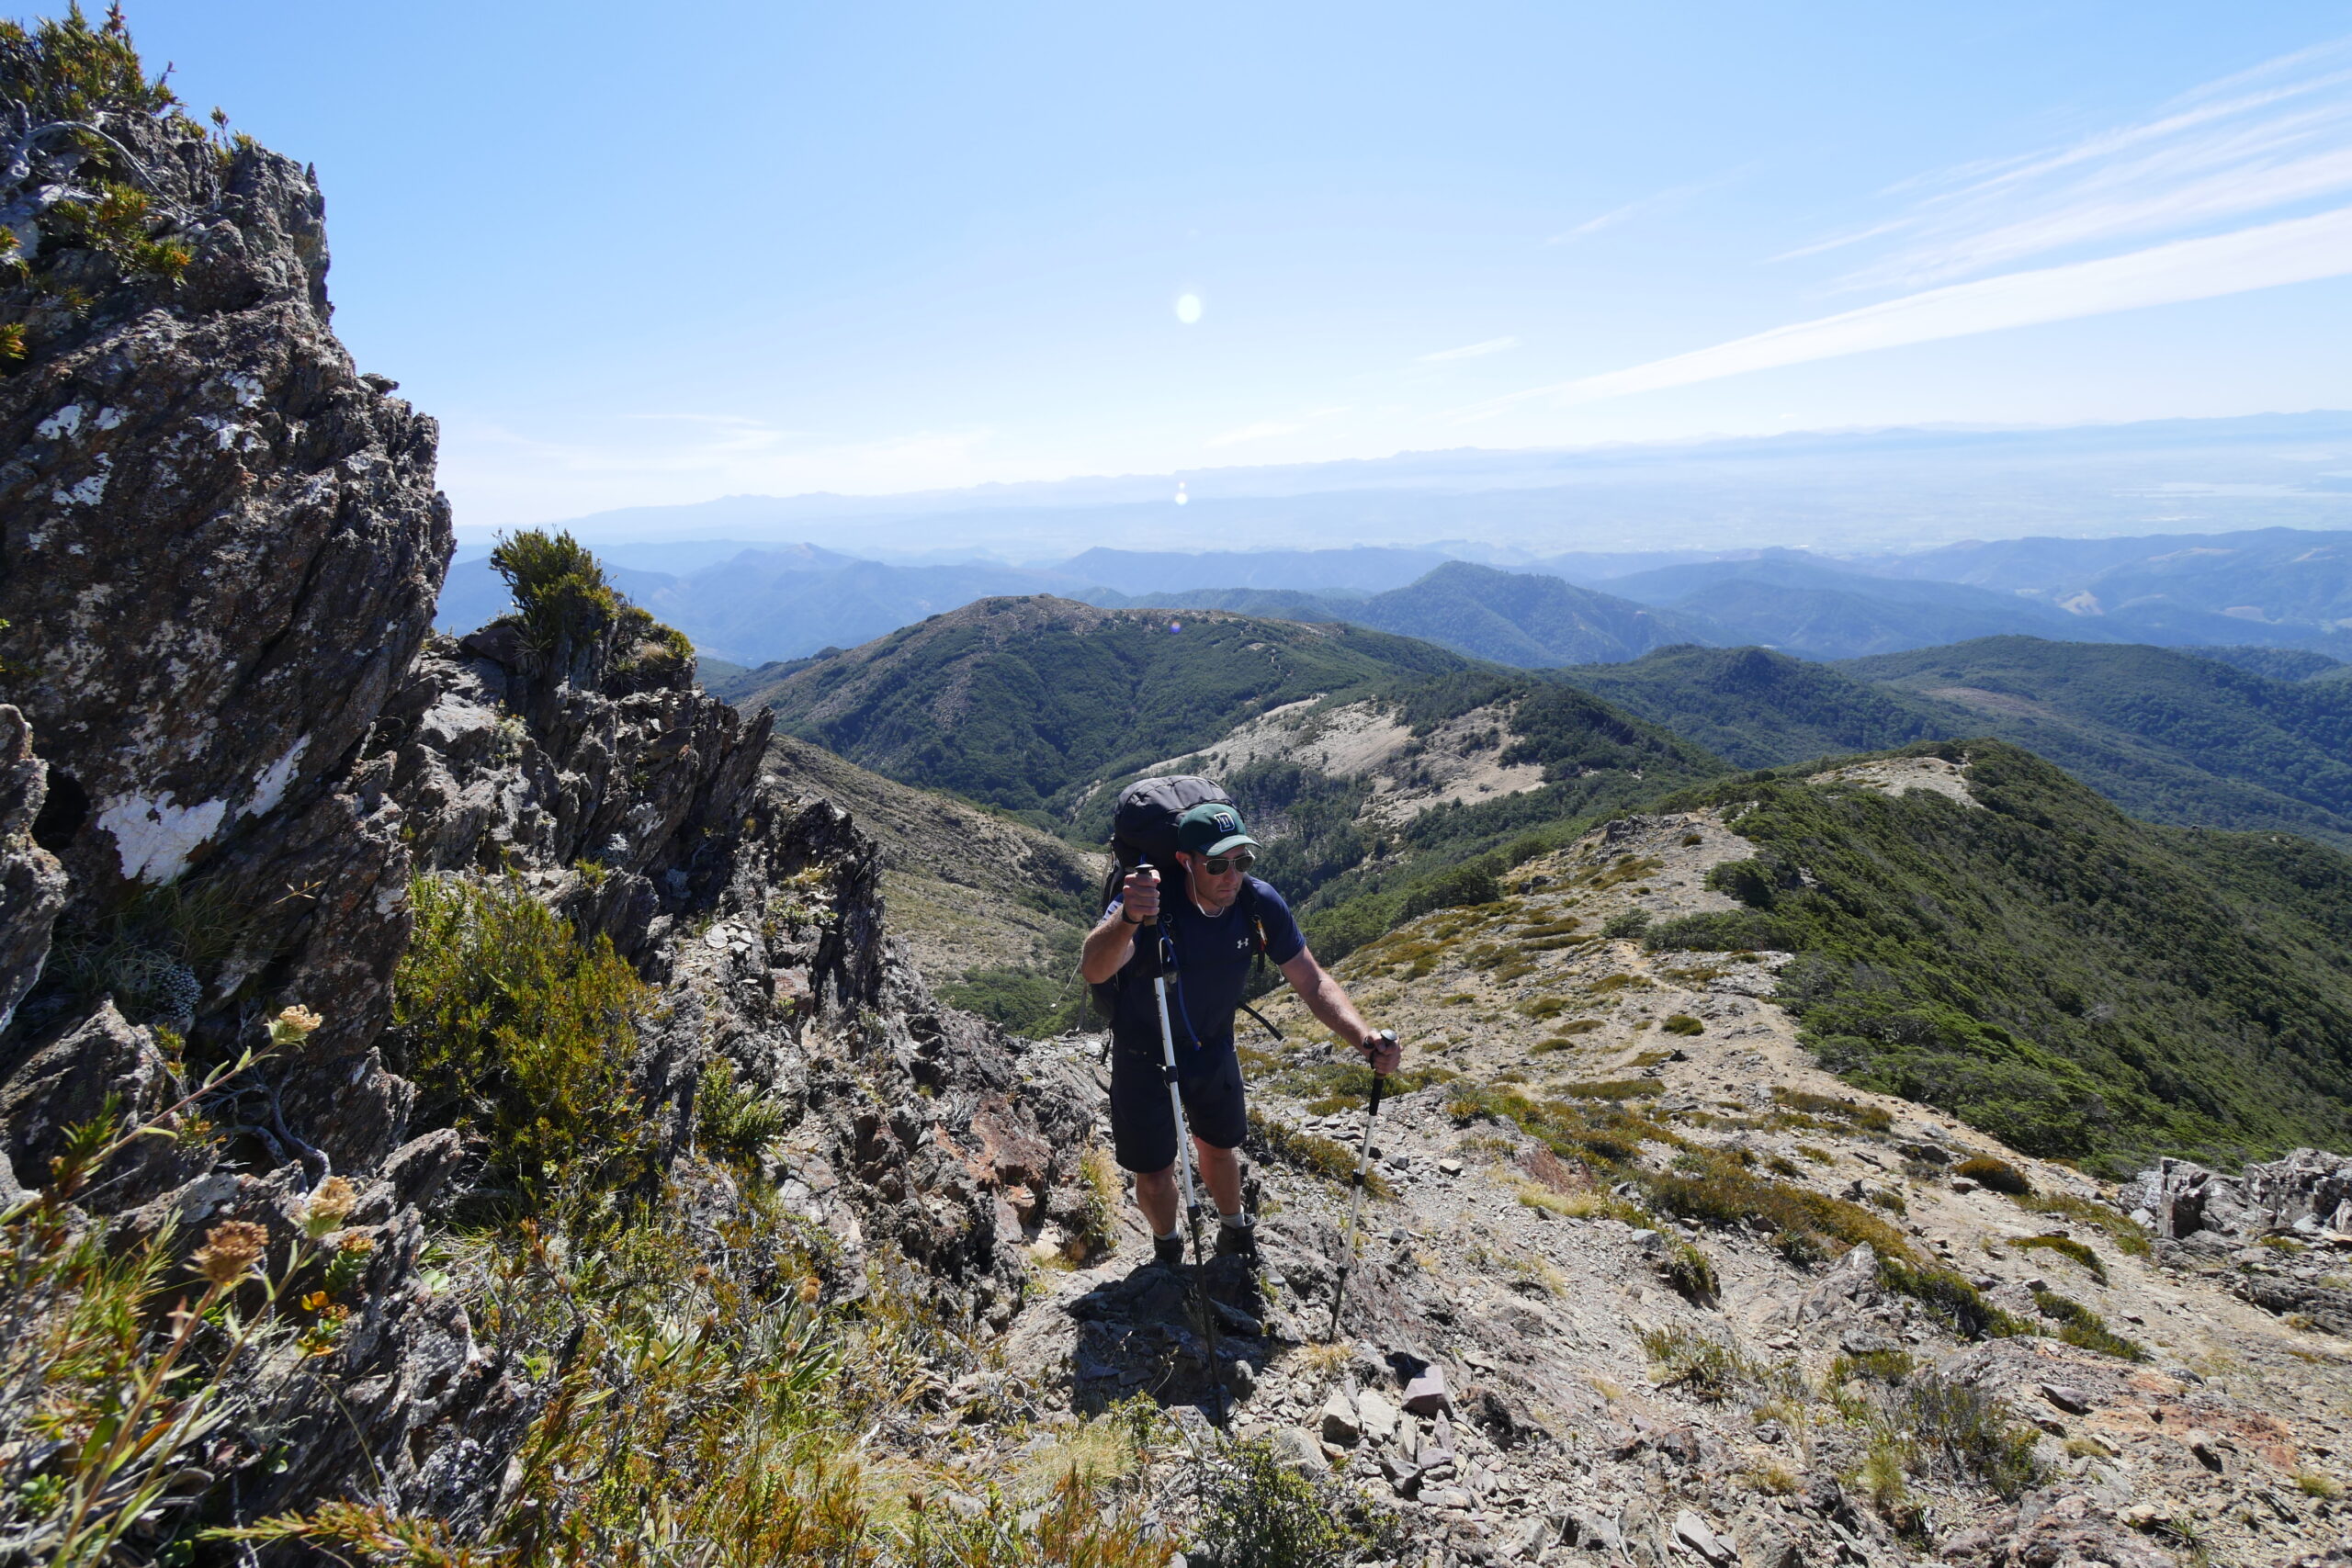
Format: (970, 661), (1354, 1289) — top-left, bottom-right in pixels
(1121, 864), (1161, 924)
(1080, 864), (1164, 985)
(1359, 1027), (1401, 1075)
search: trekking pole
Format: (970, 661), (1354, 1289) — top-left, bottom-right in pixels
(1327, 1032), (1396, 1344)
(1141, 862), (1225, 1427)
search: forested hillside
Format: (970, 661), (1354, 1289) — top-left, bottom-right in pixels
(1649, 741), (2352, 1172)
(737, 596), (1476, 823)
(1555, 645), (1950, 767)
(1842, 637), (2352, 846)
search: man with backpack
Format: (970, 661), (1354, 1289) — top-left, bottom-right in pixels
(1080, 788), (1402, 1268)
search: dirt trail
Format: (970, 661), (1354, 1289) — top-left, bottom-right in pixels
(982, 795), (2352, 1565)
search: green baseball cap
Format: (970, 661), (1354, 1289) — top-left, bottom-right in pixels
(1176, 801), (1259, 860)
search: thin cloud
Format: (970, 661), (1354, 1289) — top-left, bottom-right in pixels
(1812, 36), (2352, 292)
(1464, 201), (2352, 416)
(1544, 177), (1724, 246)
(1419, 335), (1521, 362)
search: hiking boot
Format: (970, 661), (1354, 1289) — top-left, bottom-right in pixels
(1214, 1220), (1259, 1263)
(1152, 1234), (1186, 1269)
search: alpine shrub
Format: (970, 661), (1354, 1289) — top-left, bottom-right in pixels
(393, 874), (654, 1209)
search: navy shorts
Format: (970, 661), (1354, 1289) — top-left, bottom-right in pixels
(1108, 1040), (1247, 1173)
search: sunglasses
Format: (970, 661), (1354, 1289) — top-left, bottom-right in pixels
(1198, 852), (1255, 875)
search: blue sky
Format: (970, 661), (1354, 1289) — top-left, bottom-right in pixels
(109, 2), (2352, 526)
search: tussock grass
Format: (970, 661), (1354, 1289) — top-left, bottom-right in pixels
(2013, 1234), (2108, 1283)
(1955, 1155), (2031, 1195)
(1245, 1111), (1393, 1199)
(1773, 1088), (1894, 1134)
(1556, 1078), (1664, 1100)
(2030, 1287), (2149, 1361)
(2013, 1190), (2152, 1258)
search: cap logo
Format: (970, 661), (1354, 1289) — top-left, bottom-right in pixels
(1213, 811), (1237, 834)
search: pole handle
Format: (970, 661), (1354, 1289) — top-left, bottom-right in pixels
(1363, 1029), (1396, 1113)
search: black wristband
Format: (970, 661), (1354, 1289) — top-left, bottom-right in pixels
(1122, 909), (1145, 925)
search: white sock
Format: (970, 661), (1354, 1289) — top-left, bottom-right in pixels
(1155, 1226), (1181, 1242)
(1219, 1211), (1251, 1229)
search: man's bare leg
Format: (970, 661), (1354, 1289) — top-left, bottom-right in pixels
(1134, 1164), (1178, 1236)
(1135, 1140), (1242, 1234)
(1195, 1137), (1243, 1219)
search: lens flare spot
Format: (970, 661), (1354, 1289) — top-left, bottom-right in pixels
(1174, 293), (1203, 324)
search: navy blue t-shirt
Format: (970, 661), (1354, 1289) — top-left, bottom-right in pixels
(1104, 875), (1306, 1067)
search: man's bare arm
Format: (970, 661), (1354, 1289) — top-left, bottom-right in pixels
(1080, 866), (1163, 984)
(1279, 949), (1401, 1073)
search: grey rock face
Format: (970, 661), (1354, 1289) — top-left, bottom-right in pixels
(0, 58), (1093, 1544)
(0, 83), (447, 1167)
(0, 120), (448, 917)
(0, 706), (65, 1033)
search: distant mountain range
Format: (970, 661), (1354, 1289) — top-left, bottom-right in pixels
(441, 525), (2352, 668)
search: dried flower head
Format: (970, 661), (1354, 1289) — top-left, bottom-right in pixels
(267, 1004), (323, 1048)
(797, 1273), (821, 1305)
(190, 1220), (270, 1287)
(301, 1176), (357, 1237)
(337, 1232), (375, 1257)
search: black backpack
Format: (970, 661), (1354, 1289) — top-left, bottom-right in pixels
(1090, 775), (1279, 1036)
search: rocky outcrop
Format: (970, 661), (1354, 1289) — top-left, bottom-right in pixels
(2125, 1148), (2352, 1244)
(0, 62), (447, 1170)
(0, 32), (1096, 1547)
(0, 705), (65, 1037)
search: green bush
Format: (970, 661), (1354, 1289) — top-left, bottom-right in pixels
(1894, 1374), (2043, 1500)
(1955, 1156), (2032, 1195)
(1600, 908), (1653, 940)
(697, 1059), (788, 1167)
(1876, 1256), (2034, 1342)
(393, 874), (654, 1208)
(1193, 1437), (1391, 1568)
(1662, 1013), (1704, 1036)
(492, 529), (620, 654)
(941, 963), (1091, 1038)
(2030, 1287), (2148, 1360)
(1660, 1240), (1719, 1303)
(1644, 909), (1797, 953)
(2013, 1234), (2106, 1284)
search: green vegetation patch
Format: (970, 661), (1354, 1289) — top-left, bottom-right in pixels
(2013, 1191), (2152, 1258)
(393, 874), (654, 1210)
(1955, 1155), (2031, 1195)
(1653, 741), (2352, 1172)
(1245, 1110), (1395, 1199)
(1772, 1088), (1894, 1134)
(2030, 1287), (2149, 1361)
(2013, 1235), (2108, 1284)
(1557, 1078), (1664, 1100)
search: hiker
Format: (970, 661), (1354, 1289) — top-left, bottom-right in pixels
(1080, 796), (1402, 1267)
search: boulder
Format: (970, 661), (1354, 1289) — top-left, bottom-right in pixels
(1402, 1364), (1451, 1416)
